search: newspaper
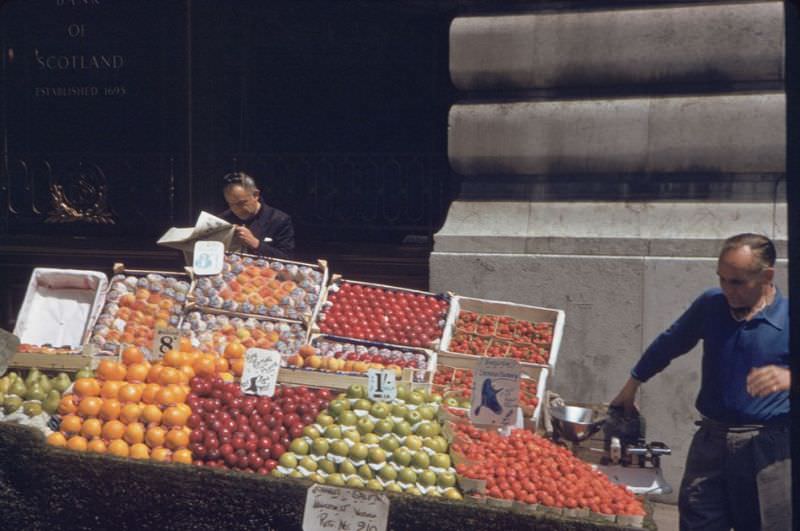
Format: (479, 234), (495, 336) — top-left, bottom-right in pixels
(157, 211), (236, 264)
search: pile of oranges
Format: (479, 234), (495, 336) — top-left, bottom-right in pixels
(46, 340), (227, 464)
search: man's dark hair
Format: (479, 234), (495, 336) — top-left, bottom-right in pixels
(222, 172), (258, 192)
(720, 233), (776, 270)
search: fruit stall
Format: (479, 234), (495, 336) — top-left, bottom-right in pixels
(0, 251), (655, 530)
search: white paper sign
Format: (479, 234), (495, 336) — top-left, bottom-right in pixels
(192, 240), (225, 275)
(469, 357), (520, 427)
(0, 328), (20, 376)
(367, 369), (396, 401)
(302, 484), (389, 531)
(152, 327), (182, 361)
(240, 348), (281, 397)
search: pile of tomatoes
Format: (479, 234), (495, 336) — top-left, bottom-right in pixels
(449, 311), (554, 365)
(452, 424), (645, 516)
(319, 282), (449, 348)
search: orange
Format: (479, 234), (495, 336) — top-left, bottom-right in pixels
(158, 367), (181, 386)
(146, 364), (164, 384)
(87, 439), (107, 454)
(97, 360), (127, 381)
(80, 418), (103, 439)
(122, 346), (145, 365)
(123, 422), (146, 445)
(60, 414), (83, 435)
(163, 349), (183, 368)
(175, 402), (192, 418)
(99, 398), (122, 421)
(150, 447), (171, 462)
(179, 365), (196, 382)
(214, 357), (230, 373)
(118, 383), (143, 403)
(66, 435), (88, 452)
(172, 448), (193, 464)
(102, 420), (126, 441)
(141, 383), (162, 404)
(145, 425), (167, 447)
(58, 395), (78, 415)
(162, 406), (189, 428)
(155, 387), (176, 407)
(166, 384), (187, 404)
(78, 396), (103, 418)
(47, 432), (67, 447)
(126, 363), (149, 383)
(230, 358), (244, 376)
(224, 342), (245, 359)
(141, 404), (163, 425)
(100, 380), (123, 399)
(193, 356), (216, 377)
(107, 439), (130, 457)
(119, 403), (142, 424)
(74, 378), (101, 397)
(130, 443), (150, 460)
(178, 336), (194, 353)
(165, 428), (189, 450)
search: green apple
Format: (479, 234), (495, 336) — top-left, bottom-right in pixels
(346, 384), (365, 399)
(356, 417), (375, 435)
(407, 391), (424, 405)
(417, 405), (435, 421)
(374, 419), (394, 435)
(391, 448), (412, 467)
(327, 399), (349, 416)
(415, 422), (435, 438)
(411, 451), (430, 469)
(425, 390), (443, 404)
(278, 452), (298, 468)
(349, 442), (369, 461)
(347, 476), (365, 488)
(397, 467), (417, 485)
(444, 397), (460, 408)
(22, 401), (42, 417)
(339, 459), (357, 476)
(366, 479), (384, 491)
(370, 402), (390, 419)
(357, 464), (374, 480)
(271, 469), (286, 478)
(353, 398), (372, 411)
(361, 433), (380, 445)
(318, 459), (337, 474)
(324, 425), (342, 440)
(392, 420), (412, 437)
(339, 410), (358, 426)
(291, 469), (306, 478)
(312, 438), (330, 456)
(385, 482), (403, 493)
(379, 436), (400, 453)
(316, 413), (335, 427)
(299, 456), (318, 472)
(367, 447), (387, 464)
(395, 384), (409, 401)
(309, 473), (326, 484)
(405, 435), (423, 451)
(431, 453), (451, 469)
(419, 470), (437, 487)
(289, 438), (310, 455)
(303, 425), (321, 439)
(378, 466), (398, 482)
(330, 440), (350, 458)
(432, 436), (448, 453)
(444, 488), (463, 500)
(343, 430), (361, 444)
(405, 410), (423, 425)
(326, 473), (345, 486)
(391, 404), (409, 419)
(437, 471), (457, 488)
(427, 490), (442, 498)
(405, 486), (422, 496)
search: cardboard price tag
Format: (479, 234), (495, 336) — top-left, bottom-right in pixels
(367, 369), (396, 402)
(469, 357), (520, 428)
(152, 327), (182, 361)
(303, 484), (389, 531)
(192, 240), (225, 275)
(240, 348), (281, 397)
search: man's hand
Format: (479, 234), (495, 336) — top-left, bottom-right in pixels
(609, 377), (641, 416)
(746, 365), (790, 397)
(235, 226), (260, 250)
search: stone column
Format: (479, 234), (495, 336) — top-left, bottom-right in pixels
(432, 1), (787, 502)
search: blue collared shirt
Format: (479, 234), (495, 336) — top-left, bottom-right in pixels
(632, 287), (789, 425)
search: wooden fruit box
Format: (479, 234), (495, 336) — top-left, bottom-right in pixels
(9, 352), (91, 372)
(439, 296), (565, 377)
(276, 365), (430, 393)
(189, 253), (328, 326)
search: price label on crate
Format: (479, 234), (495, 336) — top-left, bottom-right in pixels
(367, 369), (396, 402)
(302, 484), (389, 531)
(152, 327), (182, 361)
(240, 348), (281, 397)
(469, 357), (520, 428)
(192, 240), (225, 275)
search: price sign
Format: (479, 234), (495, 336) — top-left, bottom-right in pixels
(152, 327), (182, 361)
(469, 357), (520, 428)
(240, 348), (281, 397)
(303, 484), (389, 531)
(192, 240), (224, 275)
(367, 369), (396, 401)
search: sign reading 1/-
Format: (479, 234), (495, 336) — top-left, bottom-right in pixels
(303, 484), (389, 531)
(367, 368), (396, 401)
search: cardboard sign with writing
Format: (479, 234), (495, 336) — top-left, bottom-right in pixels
(469, 357), (520, 428)
(367, 369), (396, 402)
(240, 348), (281, 397)
(152, 327), (182, 361)
(303, 484), (389, 531)
(192, 240), (225, 275)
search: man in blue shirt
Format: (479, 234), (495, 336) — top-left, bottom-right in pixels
(611, 233), (790, 531)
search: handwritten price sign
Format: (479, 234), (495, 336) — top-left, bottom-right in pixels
(303, 484), (389, 531)
(367, 369), (396, 401)
(469, 357), (520, 428)
(152, 327), (181, 361)
(240, 348), (281, 397)
(192, 240), (224, 276)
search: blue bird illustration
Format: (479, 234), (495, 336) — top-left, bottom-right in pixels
(474, 378), (503, 415)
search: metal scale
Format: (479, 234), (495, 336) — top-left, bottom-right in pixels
(549, 404), (673, 495)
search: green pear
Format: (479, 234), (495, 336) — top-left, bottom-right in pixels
(75, 367), (94, 380)
(9, 379), (27, 398)
(37, 375), (52, 394)
(25, 383), (46, 402)
(6, 372), (19, 383)
(3, 395), (22, 414)
(0, 377), (10, 394)
(42, 390), (61, 415)
(25, 368), (42, 386)
(52, 373), (72, 393)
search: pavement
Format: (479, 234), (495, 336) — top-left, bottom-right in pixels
(651, 502), (679, 530)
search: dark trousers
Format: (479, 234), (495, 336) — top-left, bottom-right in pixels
(678, 421), (791, 531)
